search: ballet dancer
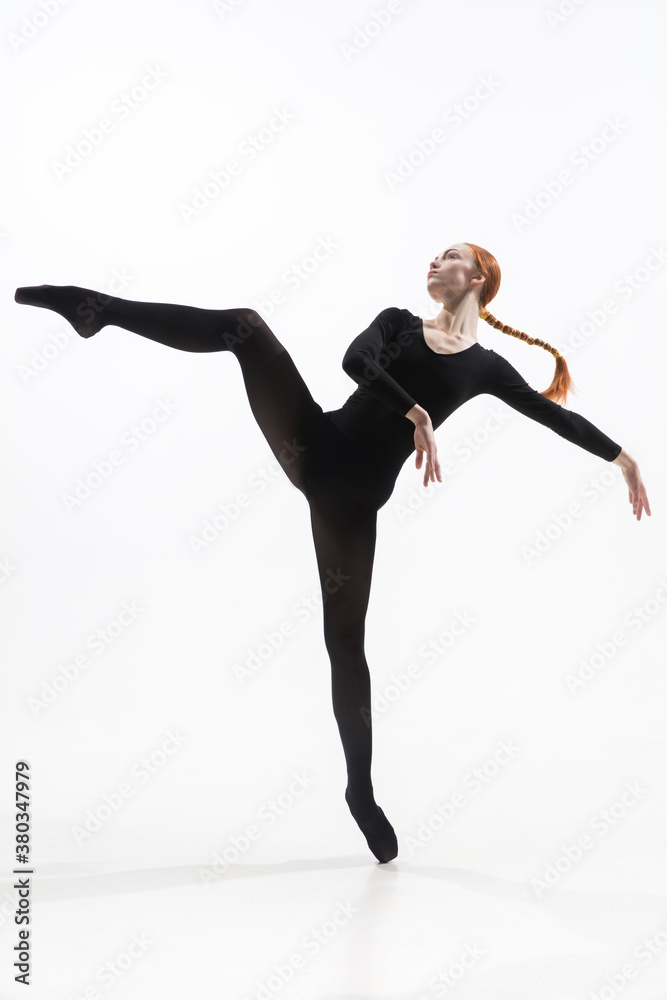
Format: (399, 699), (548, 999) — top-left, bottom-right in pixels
(15, 242), (651, 864)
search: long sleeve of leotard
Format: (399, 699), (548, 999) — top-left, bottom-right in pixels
(342, 307), (419, 417)
(483, 350), (623, 462)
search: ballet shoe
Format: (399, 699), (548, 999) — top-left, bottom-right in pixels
(15, 284), (101, 338)
(345, 787), (399, 863)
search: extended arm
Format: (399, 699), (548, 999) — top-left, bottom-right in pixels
(486, 352), (651, 519)
(485, 351), (622, 461)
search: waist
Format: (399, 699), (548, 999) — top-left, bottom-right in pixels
(324, 406), (413, 466)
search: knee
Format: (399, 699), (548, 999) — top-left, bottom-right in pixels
(324, 622), (366, 662)
(219, 308), (269, 352)
(239, 308), (265, 330)
(234, 308), (275, 345)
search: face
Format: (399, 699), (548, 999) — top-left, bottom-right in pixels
(426, 243), (483, 304)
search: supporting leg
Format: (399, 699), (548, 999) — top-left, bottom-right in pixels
(308, 501), (398, 863)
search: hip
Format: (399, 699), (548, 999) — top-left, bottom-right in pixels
(299, 410), (400, 512)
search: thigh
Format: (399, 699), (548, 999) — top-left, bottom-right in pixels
(308, 498), (379, 650)
(232, 317), (325, 492)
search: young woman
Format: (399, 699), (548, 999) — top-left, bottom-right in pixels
(15, 242), (650, 864)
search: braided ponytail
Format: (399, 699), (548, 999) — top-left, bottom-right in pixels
(479, 308), (574, 406)
(463, 243), (574, 406)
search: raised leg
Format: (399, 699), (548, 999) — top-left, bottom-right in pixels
(14, 285), (323, 493)
(308, 500), (398, 863)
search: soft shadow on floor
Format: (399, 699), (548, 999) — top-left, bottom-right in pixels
(6, 857), (665, 916)
(6, 854), (386, 901)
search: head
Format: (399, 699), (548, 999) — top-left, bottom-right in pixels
(426, 242), (500, 313)
(426, 241), (573, 405)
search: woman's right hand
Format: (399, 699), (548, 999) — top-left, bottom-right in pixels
(407, 405), (442, 488)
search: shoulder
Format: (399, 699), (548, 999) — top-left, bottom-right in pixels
(476, 347), (528, 387)
(481, 347), (516, 370)
(386, 305), (424, 334)
(367, 305), (416, 336)
(376, 305), (411, 324)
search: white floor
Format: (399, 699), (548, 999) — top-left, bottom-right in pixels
(4, 846), (667, 999)
(2, 720), (666, 998)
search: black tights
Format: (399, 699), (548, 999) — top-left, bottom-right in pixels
(14, 285), (398, 863)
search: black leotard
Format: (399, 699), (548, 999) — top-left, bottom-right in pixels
(302, 306), (622, 511)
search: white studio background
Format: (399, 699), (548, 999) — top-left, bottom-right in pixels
(2, 0), (666, 998)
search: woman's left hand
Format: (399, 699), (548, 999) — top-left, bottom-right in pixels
(621, 460), (651, 521)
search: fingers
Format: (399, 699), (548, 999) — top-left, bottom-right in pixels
(414, 426), (442, 487)
(625, 469), (652, 520)
(423, 450), (431, 487)
(421, 451), (431, 487)
(639, 483), (651, 517)
(627, 480), (651, 520)
(415, 448), (432, 488)
(423, 454), (431, 487)
(422, 447), (441, 487)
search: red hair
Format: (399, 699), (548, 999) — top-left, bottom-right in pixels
(464, 242), (574, 405)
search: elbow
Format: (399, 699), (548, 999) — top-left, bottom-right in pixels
(342, 350), (361, 379)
